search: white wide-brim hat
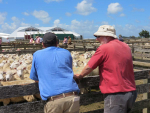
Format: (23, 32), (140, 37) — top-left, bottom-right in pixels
(94, 25), (118, 39)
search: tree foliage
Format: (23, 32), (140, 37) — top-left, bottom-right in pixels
(130, 36), (136, 39)
(139, 30), (150, 38)
(119, 34), (122, 38)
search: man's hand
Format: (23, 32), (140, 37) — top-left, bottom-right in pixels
(73, 74), (82, 84)
(73, 74), (82, 79)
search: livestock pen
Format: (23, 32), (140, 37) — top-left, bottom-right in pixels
(0, 70), (150, 113)
(0, 39), (150, 112)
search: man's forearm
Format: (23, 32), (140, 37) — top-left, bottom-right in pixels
(80, 64), (93, 78)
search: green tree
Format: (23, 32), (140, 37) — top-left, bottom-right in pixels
(139, 30), (150, 38)
(119, 34), (122, 38)
(130, 36), (136, 39)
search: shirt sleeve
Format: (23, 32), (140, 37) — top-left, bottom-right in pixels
(88, 47), (105, 69)
(30, 54), (39, 81)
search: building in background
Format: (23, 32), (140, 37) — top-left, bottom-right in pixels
(8, 26), (82, 40)
(0, 33), (13, 42)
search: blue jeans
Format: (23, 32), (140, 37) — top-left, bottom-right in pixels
(103, 91), (137, 113)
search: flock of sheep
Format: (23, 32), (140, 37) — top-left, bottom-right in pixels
(0, 50), (98, 106)
(0, 53), (39, 106)
(71, 51), (99, 76)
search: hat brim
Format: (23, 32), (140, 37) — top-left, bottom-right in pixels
(94, 31), (118, 39)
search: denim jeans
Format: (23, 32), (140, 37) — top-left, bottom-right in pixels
(103, 91), (137, 113)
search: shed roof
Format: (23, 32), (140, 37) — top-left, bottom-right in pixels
(8, 26), (81, 38)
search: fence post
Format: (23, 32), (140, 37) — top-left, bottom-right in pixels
(132, 42), (135, 60)
(143, 79), (148, 113)
(147, 76), (150, 113)
(82, 41), (86, 52)
(142, 42), (144, 60)
(73, 44), (75, 51)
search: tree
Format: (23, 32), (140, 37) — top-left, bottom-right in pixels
(130, 36), (136, 39)
(119, 34), (122, 38)
(139, 30), (150, 38)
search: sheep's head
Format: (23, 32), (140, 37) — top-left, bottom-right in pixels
(17, 66), (26, 77)
(17, 69), (23, 77)
(0, 71), (4, 81)
(6, 72), (13, 81)
(10, 62), (20, 69)
(73, 60), (80, 67)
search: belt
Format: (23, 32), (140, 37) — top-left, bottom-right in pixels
(47, 92), (78, 101)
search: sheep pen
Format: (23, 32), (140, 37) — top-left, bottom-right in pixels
(0, 50), (145, 113)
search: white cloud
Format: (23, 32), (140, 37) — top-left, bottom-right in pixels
(1, 23), (17, 33)
(52, 19), (97, 39)
(120, 13), (125, 17)
(65, 12), (72, 17)
(101, 21), (109, 25)
(0, 17), (20, 34)
(107, 3), (123, 14)
(21, 22), (30, 27)
(76, 0), (97, 16)
(52, 18), (150, 39)
(23, 12), (29, 16)
(32, 10), (51, 24)
(0, 12), (7, 24)
(133, 7), (144, 12)
(0, 17), (32, 34)
(44, 0), (63, 3)
(54, 19), (60, 26)
(35, 24), (39, 27)
(0, 0), (2, 3)
(11, 16), (20, 23)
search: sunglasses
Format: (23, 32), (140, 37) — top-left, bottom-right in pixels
(96, 36), (101, 38)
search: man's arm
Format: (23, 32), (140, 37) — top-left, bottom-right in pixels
(74, 64), (93, 79)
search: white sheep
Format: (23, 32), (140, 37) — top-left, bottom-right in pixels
(5, 70), (16, 81)
(73, 60), (80, 67)
(10, 62), (21, 69)
(0, 71), (4, 81)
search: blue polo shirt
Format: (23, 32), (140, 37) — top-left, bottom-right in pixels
(30, 46), (80, 100)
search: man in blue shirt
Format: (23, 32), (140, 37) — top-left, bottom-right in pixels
(30, 32), (80, 113)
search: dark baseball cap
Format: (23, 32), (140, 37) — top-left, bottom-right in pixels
(43, 32), (56, 43)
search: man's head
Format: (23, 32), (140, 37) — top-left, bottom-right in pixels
(43, 32), (57, 48)
(94, 25), (117, 45)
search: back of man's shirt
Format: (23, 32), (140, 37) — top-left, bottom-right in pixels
(88, 39), (136, 94)
(30, 47), (79, 100)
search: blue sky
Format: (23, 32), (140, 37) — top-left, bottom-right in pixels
(0, 0), (150, 39)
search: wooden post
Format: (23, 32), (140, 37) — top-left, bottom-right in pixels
(142, 43), (144, 60)
(24, 46), (26, 50)
(143, 79), (148, 113)
(94, 46), (97, 51)
(82, 41), (86, 52)
(147, 75), (150, 113)
(73, 44), (75, 51)
(132, 42), (135, 60)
